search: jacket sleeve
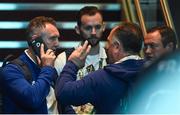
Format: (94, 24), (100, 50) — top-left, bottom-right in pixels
(55, 61), (96, 107)
(2, 64), (56, 109)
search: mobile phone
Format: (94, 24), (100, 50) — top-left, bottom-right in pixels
(29, 37), (48, 58)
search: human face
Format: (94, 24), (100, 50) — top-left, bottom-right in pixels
(105, 27), (122, 64)
(77, 12), (105, 46)
(144, 31), (166, 61)
(41, 23), (60, 51)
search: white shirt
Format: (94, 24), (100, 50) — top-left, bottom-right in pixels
(55, 45), (107, 79)
(24, 49), (58, 114)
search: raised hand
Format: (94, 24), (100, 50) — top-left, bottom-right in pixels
(38, 44), (56, 67)
(68, 40), (91, 68)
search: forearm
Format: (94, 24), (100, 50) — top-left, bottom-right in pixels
(55, 61), (95, 106)
(55, 61), (79, 95)
(55, 61), (81, 106)
(3, 64), (56, 109)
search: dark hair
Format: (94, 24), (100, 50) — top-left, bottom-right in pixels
(114, 22), (143, 54)
(148, 26), (177, 50)
(76, 6), (103, 26)
(26, 16), (57, 41)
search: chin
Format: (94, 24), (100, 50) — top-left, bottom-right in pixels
(88, 41), (99, 47)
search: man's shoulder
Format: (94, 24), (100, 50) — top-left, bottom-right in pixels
(55, 48), (75, 64)
(2, 53), (30, 73)
(56, 51), (66, 58)
(55, 51), (68, 76)
(2, 50), (35, 72)
(55, 51), (66, 64)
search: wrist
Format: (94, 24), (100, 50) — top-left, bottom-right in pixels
(69, 58), (84, 69)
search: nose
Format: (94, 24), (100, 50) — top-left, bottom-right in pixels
(91, 27), (96, 35)
(54, 39), (59, 49)
(144, 45), (152, 54)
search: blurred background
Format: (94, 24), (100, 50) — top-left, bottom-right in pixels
(0, 0), (179, 66)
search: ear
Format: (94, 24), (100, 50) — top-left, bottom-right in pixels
(165, 42), (174, 51)
(113, 42), (126, 59)
(75, 25), (80, 35)
(102, 22), (106, 32)
(31, 35), (38, 40)
(114, 42), (122, 52)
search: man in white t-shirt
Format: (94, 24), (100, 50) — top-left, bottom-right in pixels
(55, 6), (107, 114)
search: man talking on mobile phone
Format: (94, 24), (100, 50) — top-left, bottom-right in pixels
(1, 16), (59, 114)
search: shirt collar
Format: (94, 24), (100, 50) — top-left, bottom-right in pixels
(115, 55), (142, 64)
(24, 49), (37, 64)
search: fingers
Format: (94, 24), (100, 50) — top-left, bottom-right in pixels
(68, 40), (91, 68)
(36, 55), (41, 65)
(46, 49), (55, 55)
(77, 40), (88, 52)
(68, 40), (91, 61)
(40, 43), (55, 58)
(40, 44), (55, 56)
(76, 46), (82, 52)
(40, 48), (56, 67)
(40, 43), (45, 56)
(81, 40), (91, 57)
(86, 45), (91, 54)
(81, 40), (89, 52)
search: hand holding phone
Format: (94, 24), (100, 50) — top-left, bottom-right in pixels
(29, 37), (48, 58)
(40, 44), (56, 67)
(28, 36), (56, 67)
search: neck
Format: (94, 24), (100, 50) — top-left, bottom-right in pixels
(89, 43), (100, 55)
(117, 52), (132, 62)
(27, 48), (38, 64)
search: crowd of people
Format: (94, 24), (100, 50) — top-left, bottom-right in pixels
(0, 5), (179, 114)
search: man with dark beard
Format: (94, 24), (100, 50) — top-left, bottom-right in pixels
(54, 6), (107, 114)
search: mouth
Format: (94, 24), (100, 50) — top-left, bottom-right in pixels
(146, 56), (154, 61)
(86, 37), (100, 46)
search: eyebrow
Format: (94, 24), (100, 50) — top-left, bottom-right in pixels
(82, 23), (103, 26)
(50, 35), (59, 38)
